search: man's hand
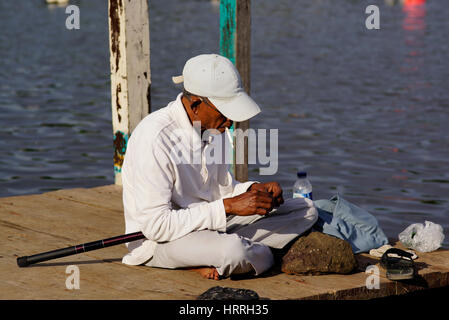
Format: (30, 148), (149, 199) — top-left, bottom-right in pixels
(223, 190), (274, 216)
(248, 182), (284, 207)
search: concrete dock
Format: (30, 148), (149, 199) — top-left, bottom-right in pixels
(1, 185), (448, 300)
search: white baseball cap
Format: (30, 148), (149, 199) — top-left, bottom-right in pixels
(172, 54), (261, 122)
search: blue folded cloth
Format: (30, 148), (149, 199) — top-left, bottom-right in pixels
(313, 194), (389, 254)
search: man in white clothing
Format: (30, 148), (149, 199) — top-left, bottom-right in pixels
(121, 54), (318, 280)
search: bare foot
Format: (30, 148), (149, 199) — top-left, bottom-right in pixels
(189, 267), (220, 280)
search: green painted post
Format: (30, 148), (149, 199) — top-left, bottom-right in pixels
(220, 0), (236, 178)
(220, 0), (237, 64)
(220, 0), (251, 182)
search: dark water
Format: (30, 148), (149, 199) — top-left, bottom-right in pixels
(0, 0), (448, 246)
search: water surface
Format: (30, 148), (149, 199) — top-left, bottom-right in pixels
(0, 0), (448, 246)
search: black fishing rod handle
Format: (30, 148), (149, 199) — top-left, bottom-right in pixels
(17, 246), (77, 268)
(16, 231), (146, 267)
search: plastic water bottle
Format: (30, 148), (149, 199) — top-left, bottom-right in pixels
(293, 171), (313, 200)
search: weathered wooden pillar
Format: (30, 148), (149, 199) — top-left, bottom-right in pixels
(220, 0), (251, 182)
(108, 0), (151, 185)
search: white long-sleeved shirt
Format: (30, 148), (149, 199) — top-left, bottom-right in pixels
(121, 93), (256, 265)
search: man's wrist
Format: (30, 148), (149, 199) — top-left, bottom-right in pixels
(223, 198), (232, 215)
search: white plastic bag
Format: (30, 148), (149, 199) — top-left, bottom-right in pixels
(399, 221), (445, 252)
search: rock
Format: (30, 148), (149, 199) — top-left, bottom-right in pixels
(197, 286), (259, 300)
(281, 231), (357, 275)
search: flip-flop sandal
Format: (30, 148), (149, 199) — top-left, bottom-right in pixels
(381, 248), (415, 281)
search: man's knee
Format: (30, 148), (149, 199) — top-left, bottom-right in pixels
(222, 236), (250, 263)
(221, 235), (273, 275)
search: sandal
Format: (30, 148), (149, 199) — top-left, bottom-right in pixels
(380, 248), (415, 281)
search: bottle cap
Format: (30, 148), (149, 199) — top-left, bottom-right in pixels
(297, 171), (307, 178)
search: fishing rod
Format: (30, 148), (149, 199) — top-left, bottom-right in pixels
(16, 231), (146, 267)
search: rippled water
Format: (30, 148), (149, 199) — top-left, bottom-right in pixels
(0, 0), (448, 246)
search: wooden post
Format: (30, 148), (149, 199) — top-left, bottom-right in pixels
(108, 0), (151, 185)
(220, 0), (251, 182)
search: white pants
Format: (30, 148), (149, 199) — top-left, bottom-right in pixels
(145, 197), (318, 277)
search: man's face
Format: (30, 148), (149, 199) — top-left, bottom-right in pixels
(183, 94), (233, 134)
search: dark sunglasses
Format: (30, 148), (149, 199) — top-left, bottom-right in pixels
(183, 90), (221, 114)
